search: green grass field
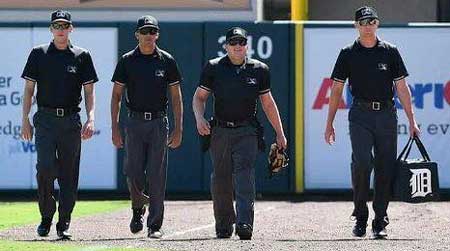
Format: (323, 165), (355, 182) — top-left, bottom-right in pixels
(0, 200), (155, 251)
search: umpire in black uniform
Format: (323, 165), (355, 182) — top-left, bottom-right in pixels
(325, 6), (420, 239)
(21, 10), (98, 239)
(193, 27), (287, 240)
(111, 15), (183, 239)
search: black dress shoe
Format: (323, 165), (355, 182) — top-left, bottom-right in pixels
(56, 220), (72, 240)
(236, 223), (252, 240)
(57, 229), (72, 240)
(216, 227), (233, 239)
(352, 221), (367, 237)
(130, 207), (145, 234)
(372, 227), (387, 239)
(37, 217), (52, 237)
(372, 218), (389, 239)
(148, 228), (163, 239)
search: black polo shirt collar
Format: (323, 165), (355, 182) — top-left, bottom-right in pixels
(223, 55), (255, 67)
(47, 40), (76, 54)
(354, 37), (382, 50)
(132, 45), (162, 59)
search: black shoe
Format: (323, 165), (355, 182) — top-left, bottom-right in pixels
(372, 218), (389, 239)
(37, 217), (52, 237)
(236, 223), (252, 240)
(56, 220), (71, 240)
(148, 228), (163, 239)
(130, 207), (145, 234)
(216, 227), (233, 239)
(352, 220), (367, 237)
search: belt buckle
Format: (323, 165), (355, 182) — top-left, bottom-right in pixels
(372, 102), (381, 111)
(56, 108), (64, 117)
(226, 121), (235, 127)
(144, 112), (152, 120)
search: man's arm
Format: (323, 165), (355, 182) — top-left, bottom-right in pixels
(111, 83), (124, 148)
(168, 84), (183, 148)
(81, 83), (95, 140)
(21, 80), (36, 141)
(324, 81), (345, 144)
(192, 87), (211, 136)
(259, 92), (287, 149)
(395, 79), (420, 137)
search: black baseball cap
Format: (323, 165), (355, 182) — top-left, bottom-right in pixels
(225, 27), (247, 42)
(51, 10), (72, 24)
(136, 15), (159, 30)
(354, 6), (378, 21)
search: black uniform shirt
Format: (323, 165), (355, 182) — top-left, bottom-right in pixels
(21, 42), (98, 108)
(112, 46), (182, 112)
(199, 56), (271, 122)
(331, 39), (408, 101)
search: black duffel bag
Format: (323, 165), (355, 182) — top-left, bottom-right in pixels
(393, 136), (440, 203)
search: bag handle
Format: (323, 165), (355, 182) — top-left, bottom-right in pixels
(413, 135), (431, 161)
(397, 137), (414, 161)
(397, 136), (431, 162)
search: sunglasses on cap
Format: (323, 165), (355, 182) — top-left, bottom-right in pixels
(358, 18), (377, 26)
(139, 27), (158, 35)
(227, 38), (247, 46)
(51, 22), (71, 30)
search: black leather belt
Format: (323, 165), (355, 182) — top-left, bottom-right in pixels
(38, 106), (80, 117)
(353, 99), (395, 111)
(214, 118), (254, 128)
(128, 110), (166, 121)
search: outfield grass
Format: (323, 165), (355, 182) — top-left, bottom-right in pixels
(0, 200), (157, 250)
(0, 240), (156, 251)
(0, 201), (130, 230)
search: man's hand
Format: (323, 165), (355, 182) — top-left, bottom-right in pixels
(81, 120), (94, 140)
(168, 129), (182, 149)
(324, 124), (335, 145)
(21, 118), (33, 141)
(112, 126), (123, 148)
(410, 122), (421, 138)
(196, 117), (211, 136)
(276, 133), (287, 150)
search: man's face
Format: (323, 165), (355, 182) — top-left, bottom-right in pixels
(136, 27), (159, 47)
(355, 18), (379, 36)
(50, 21), (72, 42)
(225, 37), (247, 60)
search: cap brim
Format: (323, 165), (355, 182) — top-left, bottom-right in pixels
(226, 34), (247, 41)
(137, 24), (159, 30)
(52, 19), (72, 24)
(356, 16), (379, 21)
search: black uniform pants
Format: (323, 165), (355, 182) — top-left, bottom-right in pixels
(33, 111), (81, 221)
(124, 117), (168, 231)
(209, 125), (258, 232)
(349, 105), (397, 222)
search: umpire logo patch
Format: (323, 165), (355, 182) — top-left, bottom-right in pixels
(155, 70), (165, 77)
(246, 77), (257, 86)
(66, 65), (77, 73)
(377, 63), (388, 71)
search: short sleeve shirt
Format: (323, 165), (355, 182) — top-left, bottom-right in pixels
(331, 39), (408, 101)
(21, 42), (98, 108)
(111, 46), (182, 112)
(198, 56), (270, 122)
